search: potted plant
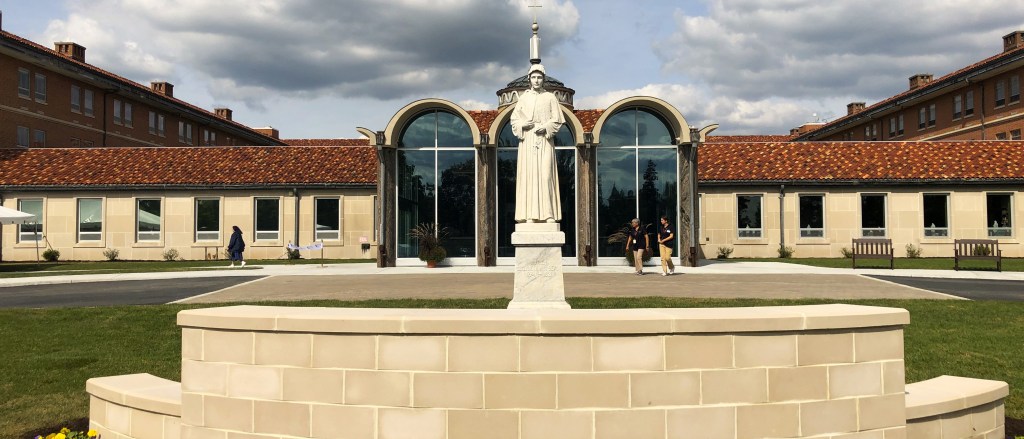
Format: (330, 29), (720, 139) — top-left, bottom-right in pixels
(409, 223), (449, 267)
(606, 222), (653, 265)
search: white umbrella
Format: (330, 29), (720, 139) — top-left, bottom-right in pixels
(0, 205), (35, 224)
(0, 205), (39, 261)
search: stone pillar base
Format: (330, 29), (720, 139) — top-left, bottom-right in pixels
(509, 222), (570, 309)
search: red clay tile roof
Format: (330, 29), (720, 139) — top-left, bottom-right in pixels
(574, 109), (603, 132)
(0, 30), (284, 146)
(0, 146), (376, 187)
(798, 45), (1024, 139)
(284, 138), (370, 146)
(707, 135), (796, 143)
(700, 140), (1024, 183)
(467, 110), (499, 134)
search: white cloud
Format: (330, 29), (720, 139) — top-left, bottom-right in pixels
(458, 99), (492, 111)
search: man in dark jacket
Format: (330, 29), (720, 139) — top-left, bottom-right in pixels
(227, 225), (246, 267)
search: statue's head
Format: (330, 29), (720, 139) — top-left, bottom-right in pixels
(528, 64), (546, 90)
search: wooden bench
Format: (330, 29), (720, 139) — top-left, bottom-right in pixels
(954, 239), (1002, 271)
(851, 238), (894, 269)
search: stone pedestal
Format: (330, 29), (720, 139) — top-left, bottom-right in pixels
(508, 222), (570, 309)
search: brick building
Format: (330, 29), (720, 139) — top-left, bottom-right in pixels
(1, 22), (285, 149)
(795, 31), (1024, 142)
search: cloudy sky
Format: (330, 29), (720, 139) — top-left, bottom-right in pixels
(2, 0), (1022, 138)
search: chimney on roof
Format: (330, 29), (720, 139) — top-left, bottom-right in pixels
(54, 42), (86, 62)
(1004, 31), (1024, 53)
(215, 107), (233, 121)
(255, 127), (280, 139)
(151, 81), (174, 97)
(846, 102), (866, 115)
(909, 74), (933, 90)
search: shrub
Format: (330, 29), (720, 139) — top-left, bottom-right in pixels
(840, 247), (854, 258)
(905, 243), (922, 258)
(287, 248), (302, 259)
(102, 248), (120, 261)
(409, 223), (450, 262)
(777, 245), (795, 258)
(716, 246), (734, 259)
(973, 245), (992, 256)
(42, 248), (61, 262)
(162, 249), (180, 262)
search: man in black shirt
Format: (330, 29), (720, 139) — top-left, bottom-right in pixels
(658, 216), (676, 276)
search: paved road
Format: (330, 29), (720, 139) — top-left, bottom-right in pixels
(0, 276), (263, 308)
(869, 275), (1024, 301)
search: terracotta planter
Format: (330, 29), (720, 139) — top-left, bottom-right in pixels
(426, 260), (438, 268)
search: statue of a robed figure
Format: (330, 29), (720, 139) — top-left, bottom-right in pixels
(511, 63), (565, 223)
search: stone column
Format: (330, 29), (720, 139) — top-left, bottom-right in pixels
(377, 146), (397, 267)
(575, 140), (597, 266)
(476, 144), (496, 266)
(509, 222), (570, 309)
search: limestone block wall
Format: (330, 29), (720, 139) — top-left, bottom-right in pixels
(175, 304), (911, 439)
(905, 375), (1009, 439)
(86, 373), (181, 439)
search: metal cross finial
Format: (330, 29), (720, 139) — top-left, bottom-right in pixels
(528, 0), (542, 22)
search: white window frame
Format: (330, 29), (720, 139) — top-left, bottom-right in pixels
(33, 129), (45, 148)
(798, 194), (825, 238)
(918, 107), (926, 130)
(158, 114), (165, 137)
(986, 193), (1013, 238)
(928, 104), (936, 127)
(254, 197), (281, 241)
(178, 121), (186, 143)
(113, 99), (123, 125)
(71, 85), (81, 113)
(995, 80), (1006, 107)
(860, 193), (888, 237)
(17, 199), (43, 242)
(314, 197), (342, 241)
(1011, 75), (1021, 104)
(965, 90), (975, 116)
(149, 111), (157, 135)
(136, 198), (162, 242)
(34, 73), (46, 103)
(922, 193), (950, 238)
(124, 102), (133, 127)
(18, 68), (31, 98)
(84, 89), (94, 117)
(736, 194), (763, 239)
(77, 198), (103, 242)
(953, 95), (962, 120)
(194, 198), (221, 241)
(16, 126), (30, 148)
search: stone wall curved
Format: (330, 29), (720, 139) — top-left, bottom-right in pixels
(174, 304), (910, 439)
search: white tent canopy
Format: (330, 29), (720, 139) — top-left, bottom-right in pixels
(0, 205), (36, 225)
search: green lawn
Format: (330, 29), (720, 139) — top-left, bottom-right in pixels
(1, 298), (1022, 438)
(0, 258), (374, 279)
(716, 256), (1022, 271)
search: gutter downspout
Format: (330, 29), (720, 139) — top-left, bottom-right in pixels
(779, 184), (786, 252)
(979, 82), (987, 139)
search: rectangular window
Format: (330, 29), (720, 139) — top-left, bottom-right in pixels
(1011, 75), (1021, 104)
(195, 198), (220, 241)
(149, 111), (157, 135)
(32, 129), (45, 147)
(987, 193), (1012, 237)
(84, 89), (94, 117)
(314, 197), (341, 240)
(34, 73), (46, 103)
(928, 104), (936, 127)
(254, 197), (281, 240)
(77, 198), (103, 242)
(996, 132), (1008, 140)
(71, 85), (81, 112)
(18, 68), (30, 98)
(178, 121), (186, 142)
(736, 195), (762, 238)
(158, 114), (165, 136)
(203, 130), (216, 145)
(17, 199), (43, 242)
(898, 114), (904, 135)
(918, 107), (926, 129)
(186, 124), (193, 144)
(995, 80), (1006, 107)
(1011, 129), (1022, 140)
(861, 194), (887, 237)
(864, 126), (871, 139)
(799, 194), (824, 238)
(923, 194), (949, 237)
(16, 126), (30, 148)
(136, 199), (162, 241)
(953, 95), (962, 119)
(124, 103), (133, 127)
(888, 117), (896, 137)
(113, 99), (122, 125)
(965, 90), (975, 116)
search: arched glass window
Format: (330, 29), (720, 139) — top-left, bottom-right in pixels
(596, 107), (677, 260)
(495, 121), (576, 258)
(396, 110), (475, 260)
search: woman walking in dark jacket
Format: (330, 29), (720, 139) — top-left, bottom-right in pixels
(227, 225), (246, 267)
